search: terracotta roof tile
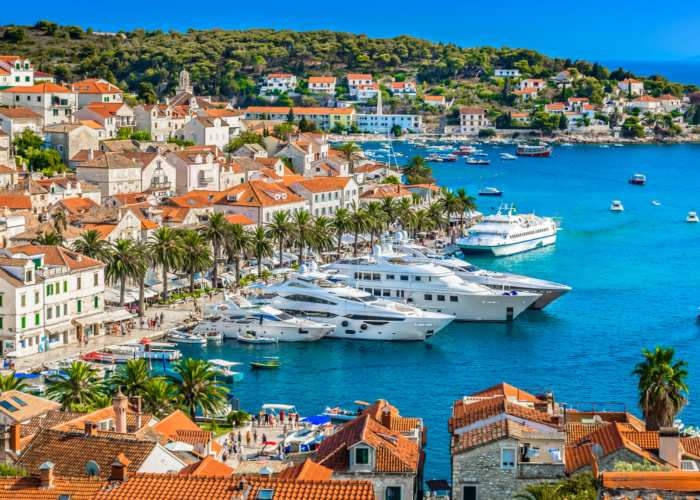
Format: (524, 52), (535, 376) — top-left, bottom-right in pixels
(5, 244), (105, 271)
(3, 82), (72, 93)
(277, 458), (333, 481)
(178, 456), (235, 476)
(78, 152), (142, 169)
(0, 390), (61, 421)
(213, 180), (305, 208)
(245, 106), (354, 115)
(0, 195), (32, 209)
(465, 383), (540, 402)
(225, 214), (256, 226)
(71, 79), (123, 94)
(449, 396), (557, 433)
(0, 107), (43, 119)
(152, 410), (222, 453)
(0, 476), (104, 500)
(309, 77), (336, 83)
(348, 74), (373, 80)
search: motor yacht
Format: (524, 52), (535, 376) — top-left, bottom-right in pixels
(687, 212), (699, 223)
(208, 359), (244, 381)
(628, 174), (645, 185)
(106, 339), (182, 360)
(390, 238), (571, 310)
(325, 248), (540, 322)
(611, 201), (624, 211)
(262, 265), (454, 340)
(501, 153), (517, 160)
(455, 203), (559, 257)
(195, 299), (335, 341)
(478, 188), (503, 197)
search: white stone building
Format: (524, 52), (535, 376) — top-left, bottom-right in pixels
(458, 107), (490, 134)
(1, 83), (77, 127)
(356, 84), (380, 102)
(184, 116), (232, 152)
(390, 82), (417, 99)
(357, 113), (422, 134)
(72, 102), (135, 140)
(70, 79), (124, 107)
(166, 150), (221, 195)
(133, 104), (187, 141)
(75, 151), (143, 198)
(212, 179), (307, 224)
(0, 56), (35, 89)
(0, 106), (43, 144)
(308, 77), (336, 95)
(618, 78), (644, 95)
(518, 79), (545, 91)
(347, 74), (373, 97)
(260, 74), (297, 95)
(288, 176), (359, 216)
(494, 68), (521, 78)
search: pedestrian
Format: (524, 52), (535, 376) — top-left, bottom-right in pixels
(264, 413), (269, 427)
(223, 451), (228, 462)
(127, 323), (131, 336)
(256, 413), (261, 427)
(253, 430), (258, 446)
(262, 433), (267, 445)
(237, 432), (242, 447)
(246, 431), (251, 447)
(295, 413), (299, 428)
(233, 442), (237, 454)
(280, 409), (285, 422)
(140, 317), (144, 328)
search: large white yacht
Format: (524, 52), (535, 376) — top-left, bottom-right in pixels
(194, 299), (335, 341)
(389, 237), (570, 309)
(324, 247), (540, 322)
(456, 203), (560, 257)
(262, 266), (454, 341)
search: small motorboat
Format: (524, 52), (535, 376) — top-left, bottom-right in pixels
(474, 152), (488, 157)
(628, 174), (645, 185)
(687, 212), (699, 223)
(611, 201), (624, 211)
(206, 331), (223, 341)
(209, 359), (244, 381)
(237, 333), (278, 344)
(614, 144), (624, 147)
(39, 368), (67, 382)
(478, 188), (503, 197)
(501, 154), (517, 160)
(166, 331), (207, 344)
(653, 201), (660, 206)
(250, 359), (281, 369)
(600, 145), (610, 149)
(561, 143), (573, 147)
(466, 158), (490, 165)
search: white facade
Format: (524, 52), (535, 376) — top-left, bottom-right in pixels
(308, 77), (336, 95)
(459, 107), (490, 134)
(348, 74), (373, 97)
(0, 57), (35, 88)
(166, 150), (221, 195)
(494, 69), (521, 78)
(1, 83), (77, 127)
(357, 114), (422, 134)
(518, 79), (545, 90)
(71, 79), (124, 108)
(356, 85), (380, 102)
(184, 117), (231, 151)
(391, 82), (417, 98)
(618, 79), (644, 95)
(261, 74), (297, 95)
(0, 107), (44, 143)
(72, 103), (135, 140)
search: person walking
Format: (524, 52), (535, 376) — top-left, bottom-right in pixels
(246, 431), (251, 447)
(295, 412), (299, 428)
(261, 433), (267, 446)
(253, 430), (258, 447)
(140, 317), (144, 329)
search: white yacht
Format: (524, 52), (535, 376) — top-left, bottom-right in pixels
(195, 299), (335, 342)
(611, 201), (624, 211)
(389, 238), (571, 310)
(687, 212), (699, 222)
(455, 204), (559, 257)
(262, 266), (454, 340)
(325, 248), (540, 322)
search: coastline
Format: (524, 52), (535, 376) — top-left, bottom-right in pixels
(329, 133), (700, 145)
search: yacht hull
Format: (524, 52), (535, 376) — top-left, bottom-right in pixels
(398, 292), (539, 322)
(459, 234), (557, 257)
(296, 315), (453, 341)
(454, 272), (571, 309)
(193, 321), (331, 342)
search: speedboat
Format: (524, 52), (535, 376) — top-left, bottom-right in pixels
(614, 144), (624, 147)
(653, 201), (660, 206)
(466, 158), (490, 165)
(478, 188), (503, 197)
(208, 359), (244, 381)
(108, 339), (182, 360)
(264, 264), (454, 338)
(390, 237), (571, 310)
(474, 152), (488, 157)
(196, 299), (335, 341)
(687, 212), (699, 222)
(456, 203), (560, 258)
(516, 144), (552, 157)
(206, 331), (223, 341)
(501, 153), (517, 160)
(325, 248), (540, 322)
(561, 143), (573, 147)
(166, 331), (207, 344)
(282, 418), (325, 453)
(629, 174), (645, 185)
(600, 145), (610, 149)
(611, 201), (624, 211)
(237, 333), (278, 344)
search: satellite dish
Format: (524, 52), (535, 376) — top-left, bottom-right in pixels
(591, 444), (604, 459)
(85, 461), (100, 478)
(535, 393), (546, 402)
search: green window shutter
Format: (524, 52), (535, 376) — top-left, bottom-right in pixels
(0, 296), (3, 307)
(21, 317), (25, 329)
(35, 313), (40, 325)
(64, 281), (67, 293)
(46, 285), (50, 295)
(0, 318), (3, 329)
(32, 258), (41, 269)
(77, 300), (81, 313)
(94, 296), (98, 308)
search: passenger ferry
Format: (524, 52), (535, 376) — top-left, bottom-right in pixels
(456, 203), (560, 257)
(516, 144), (553, 157)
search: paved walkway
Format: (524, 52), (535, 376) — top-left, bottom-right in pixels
(214, 420), (298, 469)
(10, 294), (227, 373)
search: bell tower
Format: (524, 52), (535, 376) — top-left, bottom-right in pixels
(176, 69), (193, 95)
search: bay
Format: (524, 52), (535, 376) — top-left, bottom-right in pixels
(174, 142), (700, 481)
(598, 60), (700, 85)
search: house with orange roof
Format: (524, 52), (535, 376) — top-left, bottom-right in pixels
(133, 104), (190, 142)
(309, 76), (336, 95)
(151, 409), (223, 458)
(158, 195), (215, 227)
(73, 102), (135, 139)
(288, 176), (358, 216)
(618, 78), (644, 95)
(70, 78), (124, 107)
(165, 149), (221, 195)
(598, 469), (700, 500)
(518, 78), (546, 91)
(449, 383), (566, 500)
(274, 141), (316, 174)
(0, 105), (43, 143)
(196, 108), (243, 136)
(44, 122), (100, 165)
(658, 94), (682, 112)
(244, 107), (355, 131)
(111, 152), (176, 201)
(315, 398), (424, 500)
(514, 87), (538, 102)
(0, 56), (35, 89)
(627, 95), (663, 112)
(359, 184), (414, 204)
(48, 196), (99, 218)
(356, 84), (380, 102)
(391, 81), (417, 98)
(1, 82), (76, 127)
(424, 95), (446, 107)
(347, 74), (373, 97)
(184, 115), (234, 151)
(459, 107), (490, 134)
(73, 205), (144, 243)
(34, 175), (100, 205)
(212, 179), (307, 224)
(554, 70), (573, 82)
(260, 74), (297, 96)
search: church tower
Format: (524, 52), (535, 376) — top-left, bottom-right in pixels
(176, 69), (193, 95)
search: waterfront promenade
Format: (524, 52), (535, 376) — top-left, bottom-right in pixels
(7, 295), (227, 373)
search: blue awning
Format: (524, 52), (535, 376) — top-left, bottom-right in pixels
(300, 415), (331, 425)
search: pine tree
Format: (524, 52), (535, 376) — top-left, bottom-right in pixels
(106, 70), (117, 86)
(299, 116), (309, 132)
(287, 108), (295, 124)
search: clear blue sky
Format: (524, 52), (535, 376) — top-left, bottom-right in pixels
(4, 1), (700, 61)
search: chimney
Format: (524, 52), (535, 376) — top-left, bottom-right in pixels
(84, 421), (98, 436)
(88, 149), (94, 160)
(132, 396), (142, 428)
(109, 453), (132, 482)
(659, 427), (681, 468)
(113, 388), (128, 434)
(39, 461), (55, 488)
(381, 405), (392, 430)
(562, 403), (567, 426)
(9, 423), (20, 452)
(0, 424), (9, 463)
(117, 211), (122, 222)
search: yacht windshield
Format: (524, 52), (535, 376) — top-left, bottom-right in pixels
(464, 265), (479, 272)
(276, 312), (294, 320)
(358, 295), (379, 302)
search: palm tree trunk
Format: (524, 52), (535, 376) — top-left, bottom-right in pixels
(138, 279), (145, 318)
(190, 270), (195, 295)
(354, 229), (359, 256)
(120, 276), (126, 307)
(235, 256), (241, 286)
(162, 264), (169, 303)
(298, 232), (304, 264)
(460, 213), (465, 238)
(279, 235), (283, 269)
(257, 253), (262, 278)
(337, 232), (343, 257)
(212, 242), (219, 290)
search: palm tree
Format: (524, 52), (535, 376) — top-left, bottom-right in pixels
(514, 481), (562, 500)
(397, 197), (417, 230)
(426, 202), (447, 230)
(110, 359), (161, 397)
(402, 155), (433, 180)
(292, 210), (315, 264)
(632, 346), (689, 431)
(51, 210), (68, 246)
(251, 226), (273, 277)
(331, 208), (352, 257)
(167, 358), (229, 420)
(310, 217), (335, 255)
(132, 239), (152, 318)
(642, 111), (657, 129)
(413, 209), (436, 234)
(199, 213), (231, 291)
(181, 231), (213, 293)
(46, 361), (106, 409)
(440, 191), (462, 241)
(266, 211), (295, 269)
(141, 380), (182, 419)
(106, 239), (147, 307)
(226, 223), (252, 286)
(609, 107), (624, 127)
(336, 141), (364, 173)
(456, 188), (477, 236)
(380, 197), (399, 229)
(0, 371), (29, 392)
(348, 202), (371, 256)
(72, 229), (112, 262)
(363, 201), (386, 247)
(31, 231), (61, 246)
(225, 131), (266, 153)
(149, 227), (185, 303)
(71, 394), (113, 413)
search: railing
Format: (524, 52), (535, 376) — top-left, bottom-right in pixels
(200, 177), (214, 183)
(36, 266), (69, 278)
(150, 180), (170, 188)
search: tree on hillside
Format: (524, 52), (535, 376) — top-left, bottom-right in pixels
(287, 108), (295, 124)
(138, 82), (157, 104)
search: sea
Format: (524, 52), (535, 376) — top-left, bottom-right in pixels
(171, 142), (700, 482)
(598, 60), (700, 85)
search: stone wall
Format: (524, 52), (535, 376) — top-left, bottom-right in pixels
(452, 437), (565, 500)
(573, 447), (650, 475)
(332, 471), (415, 500)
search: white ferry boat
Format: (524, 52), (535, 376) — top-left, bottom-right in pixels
(456, 203), (559, 257)
(325, 247), (540, 322)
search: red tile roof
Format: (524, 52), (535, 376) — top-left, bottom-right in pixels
(152, 410), (222, 453)
(632, 96), (660, 102)
(0, 195), (32, 209)
(601, 471), (700, 491)
(7, 244), (105, 270)
(0, 107), (43, 119)
(309, 77), (336, 83)
(178, 456), (235, 476)
(449, 396), (557, 433)
(466, 383), (540, 402)
(0, 476), (104, 500)
(278, 458), (333, 481)
(545, 104), (565, 111)
(620, 79), (642, 83)
(213, 180), (305, 207)
(347, 74), (372, 80)
(4, 82), (72, 93)
(245, 107), (353, 115)
(657, 94), (680, 100)
(460, 107), (486, 114)
(225, 214), (256, 226)
(514, 88), (538, 94)
(424, 96), (445, 101)
(72, 79), (123, 94)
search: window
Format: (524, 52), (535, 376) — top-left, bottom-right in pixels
(15, 77), (19, 83)
(64, 281), (67, 293)
(35, 291), (39, 304)
(437, 295), (445, 301)
(355, 448), (369, 465)
(386, 274), (394, 280)
(414, 276), (421, 282)
(386, 487), (401, 500)
(501, 448), (516, 468)
(77, 300), (82, 313)
(26, 270), (33, 282)
(56, 305), (60, 318)
(0, 295), (2, 307)
(463, 486), (478, 500)
(21, 295), (26, 307)
(424, 294), (432, 300)
(0, 318), (2, 329)
(450, 296), (458, 302)
(383, 289), (391, 297)
(257, 490), (275, 500)
(0, 401), (17, 413)
(682, 461), (699, 471)
(400, 275), (409, 281)
(47, 308), (52, 320)
(35, 313), (40, 326)
(53, 109), (58, 116)
(372, 274), (381, 281)
(37, 96), (41, 102)
(64, 304), (68, 316)
(77, 277), (81, 289)
(47, 284), (52, 296)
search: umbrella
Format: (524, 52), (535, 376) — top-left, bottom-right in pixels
(165, 441), (194, 452)
(262, 441), (277, 446)
(4, 351), (19, 357)
(248, 283), (266, 289)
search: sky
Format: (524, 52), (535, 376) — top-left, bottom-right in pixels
(4, 0), (700, 61)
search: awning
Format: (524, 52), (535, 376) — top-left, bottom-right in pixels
(71, 316), (98, 327)
(108, 310), (134, 322)
(45, 321), (73, 335)
(91, 312), (116, 323)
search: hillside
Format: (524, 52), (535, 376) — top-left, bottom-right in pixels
(1, 21), (698, 129)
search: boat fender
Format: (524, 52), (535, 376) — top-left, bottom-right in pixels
(360, 324), (368, 330)
(341, 321), (349, 327)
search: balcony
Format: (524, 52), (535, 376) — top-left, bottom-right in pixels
(200, 177), (214, 184)
(150, 180), (170, 188)
(36, 266), (70, 278)
(51, 98), (71, 107)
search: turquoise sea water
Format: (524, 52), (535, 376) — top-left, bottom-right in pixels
(173, 142), (700, 481)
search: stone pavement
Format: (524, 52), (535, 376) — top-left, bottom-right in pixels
(10, 294), (227, 373)
(214, 420), (298, 469)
